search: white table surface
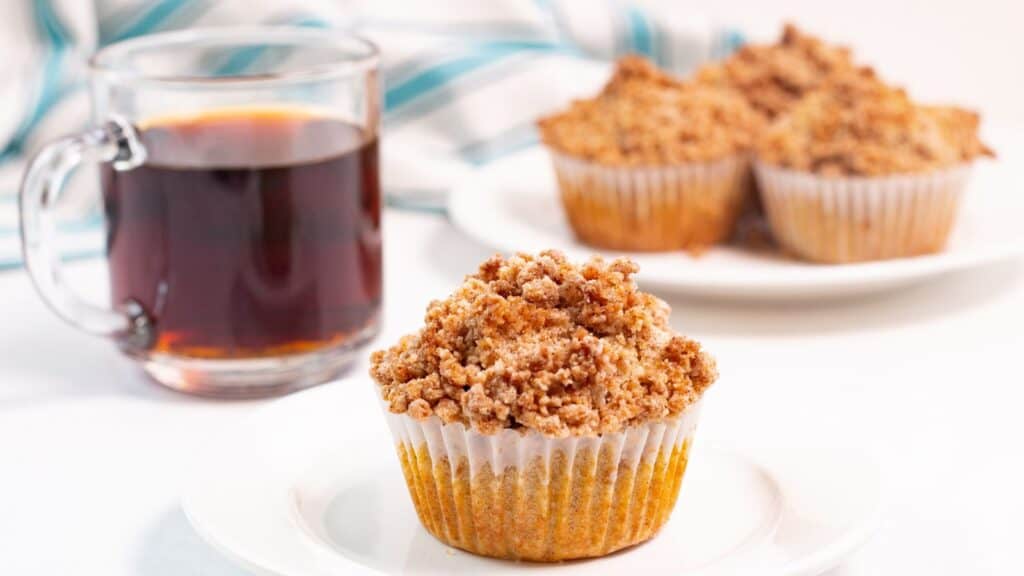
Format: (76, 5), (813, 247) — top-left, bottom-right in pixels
(2, 209), (1023, 575)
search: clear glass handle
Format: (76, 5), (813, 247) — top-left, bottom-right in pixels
(19, 117), (154, 351)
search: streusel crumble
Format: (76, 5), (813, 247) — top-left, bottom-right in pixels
(370, 250), (717, 436)
(696, 24), (855, 120)
(756, 70), (994, 176)
(537, 56), (763, 165)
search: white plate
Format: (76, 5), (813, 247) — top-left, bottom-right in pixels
(447, 138), (1024, 299)
(183, 378), (883, 576)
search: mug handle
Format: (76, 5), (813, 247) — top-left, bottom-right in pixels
(19, 117), (154, 350)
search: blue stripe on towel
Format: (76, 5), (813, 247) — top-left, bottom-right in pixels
(35, 0), (69, 45)
(2, 0), (70, 157)
(727, 29), (746, 53)
(458, 122), (539, 166)
(716, 29), (746, 59)
(108, 0), (189, 41)
(106, 0), (209, 43)
(384, 50), (551, 128)
(383, 41), (465, 88)
(290, 16), (330, 29)
(384, 40), (564, 113)
(211, 15), (333, 77)
(360, 19), (542, 40)
(626, 5), (654, 58)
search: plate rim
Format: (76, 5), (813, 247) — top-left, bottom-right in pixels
(446, 145), (1024, 298)
(181, 384), (377, 576)
(181, 379), (884, 576)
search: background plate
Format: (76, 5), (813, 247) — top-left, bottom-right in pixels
(447, 136), (1024, 300)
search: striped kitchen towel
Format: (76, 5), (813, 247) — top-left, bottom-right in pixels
(0, 0), (742, 268)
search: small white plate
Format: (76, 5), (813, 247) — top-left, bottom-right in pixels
(183, 378), (883, 576)
(447, 138), (1024, 300)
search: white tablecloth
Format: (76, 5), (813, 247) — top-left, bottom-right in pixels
(2, 209), (1024, 575)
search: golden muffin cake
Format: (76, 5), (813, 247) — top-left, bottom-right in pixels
(754, 69), (994, 263)
(537, 57), (763, 252)
(695, 24), (856, 120)
(370, 251), (718, 561)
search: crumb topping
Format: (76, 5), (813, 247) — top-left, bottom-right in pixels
(756, 70), (994, 176)
(537, 56), (763, 165)
(370, 251), (717, 437)
(696, 24), (855, 120)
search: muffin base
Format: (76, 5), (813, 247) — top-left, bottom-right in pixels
(384, 408), (700, 562)
(551, 152), (751, 252)
(755, 162), (973, 263)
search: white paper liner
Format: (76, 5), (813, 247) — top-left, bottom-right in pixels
(755, 161), (973, 263)
(549, 150), (751, 251)
(381, 401), (702, 561)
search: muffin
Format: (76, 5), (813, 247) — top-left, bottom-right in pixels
(754, 70), (994, 263)
(370, 251), (718, 561)
(537, 56), (763, 252)
(695, 24), (859, 238)
(695, 24), (856, 121)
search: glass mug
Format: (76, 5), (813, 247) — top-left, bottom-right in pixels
(19, 28), (382, 397)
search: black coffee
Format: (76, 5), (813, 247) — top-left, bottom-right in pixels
(101, 109), (381, 358)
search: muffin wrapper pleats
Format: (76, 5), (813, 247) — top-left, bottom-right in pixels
(382, 404), (701, 561)
(550, 152), (751, 251)
(755, 162), (973, 263)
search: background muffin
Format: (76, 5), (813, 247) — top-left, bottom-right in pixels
(370, 251), (717, 561)
(754, 70), (994, 263)
(695, 24), (856, 120)
(695, 24), (860, 240)
(538, 57), (763, 252)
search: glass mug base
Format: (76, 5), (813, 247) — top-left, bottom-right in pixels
(133, 321), (380, 399)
